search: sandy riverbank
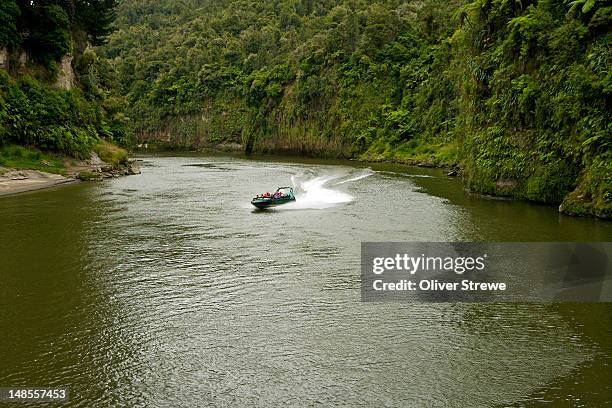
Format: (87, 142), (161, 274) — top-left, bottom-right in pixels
(0, 152), (141, 197)
(0, 169), (77, 196)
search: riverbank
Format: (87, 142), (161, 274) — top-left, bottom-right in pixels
(0, 160), (141, 197)
(137, 141), (610, 220)
(0, 169), (76, 196)
(137, 141), (458, 169)
(256, 142), (609, 220)
(0, 144), (141, 197)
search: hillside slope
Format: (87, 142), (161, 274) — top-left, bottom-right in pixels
(0, 0), (130, 160)
(103, 0), (610, 217)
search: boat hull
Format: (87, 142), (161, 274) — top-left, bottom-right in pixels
(251, 196), (295, 209)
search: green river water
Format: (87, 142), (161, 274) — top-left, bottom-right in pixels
(1, 154), (611, 407)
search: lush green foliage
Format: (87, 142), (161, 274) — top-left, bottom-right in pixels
(21, 4), (72, 65)
(103, 0), (463, 154)
(2, 1), (118, 50)
(101, 0), (610, 215)
(76, 0), (119, 46)
(455, 0), (611, 216)
(0, 69), (125, 158)
(93, 140), (129, 166)
(0, 0), (129, 159)
(0, 0), (20, 49)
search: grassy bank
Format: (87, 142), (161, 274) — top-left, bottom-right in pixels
(0, 145), (66, 175)
(93, 140), (129, 169)
(0, 141), (132, 176)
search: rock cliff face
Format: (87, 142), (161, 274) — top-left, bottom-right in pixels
(55, 54), (75, 90)
(0, 46), (74, 90)
(0, 47), (8, 70)
(18, 50), (27, 67)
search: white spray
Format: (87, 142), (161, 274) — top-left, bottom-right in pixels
(278, 169), (373, 210)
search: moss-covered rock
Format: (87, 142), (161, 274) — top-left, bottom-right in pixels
(525, 160), (579, 204)
(93, 140), (129, 169)
(76, 170), (102, 181)
(560, 155), (612, 219)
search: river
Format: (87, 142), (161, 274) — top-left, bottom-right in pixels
(1, 154), (611, 407)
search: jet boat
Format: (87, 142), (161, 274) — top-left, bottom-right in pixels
(251, 187), (296, 209)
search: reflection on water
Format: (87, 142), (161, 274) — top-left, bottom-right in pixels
(0, 154), (610, 407)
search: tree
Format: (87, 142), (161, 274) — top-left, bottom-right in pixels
(76, 0), (119, 45)
(0, 0), (20, 49)
(22, 4), (71, 65)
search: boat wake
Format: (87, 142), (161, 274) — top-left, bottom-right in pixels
(273, 169), (373, 210)
(333, 168), (375, 185)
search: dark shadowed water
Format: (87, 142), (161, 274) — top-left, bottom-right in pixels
(1, 154), (611, 407)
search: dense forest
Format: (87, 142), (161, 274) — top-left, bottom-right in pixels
(0, 0), (609, 217)
(102, 0), (610, 217)
(0, 0), (128, 158)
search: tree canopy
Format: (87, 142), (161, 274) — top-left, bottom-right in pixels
(1, 0), (118, 65)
